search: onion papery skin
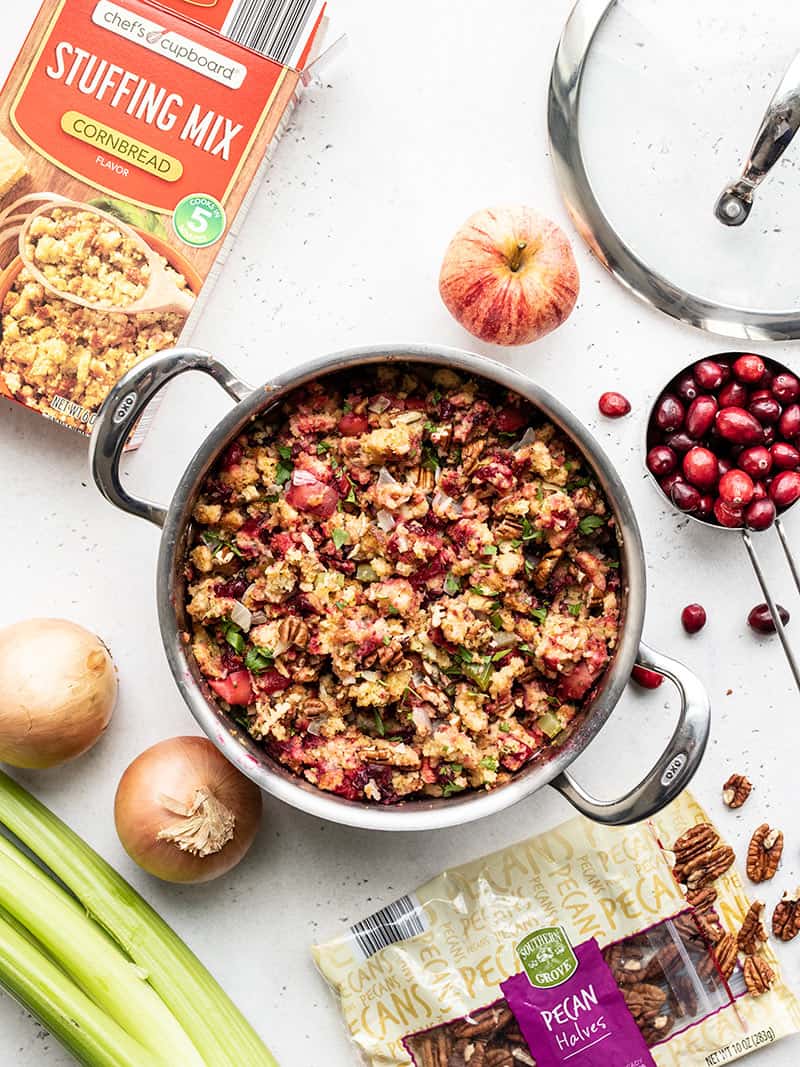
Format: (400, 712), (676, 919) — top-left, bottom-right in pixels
(114, 737), (262, 884)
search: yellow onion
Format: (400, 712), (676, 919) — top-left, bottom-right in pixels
(0, 619), (117, 769)
(114, 737), (262, 884)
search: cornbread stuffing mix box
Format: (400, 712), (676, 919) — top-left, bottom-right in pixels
(0, 0), (327, 439)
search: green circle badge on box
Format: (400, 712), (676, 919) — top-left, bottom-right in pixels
(173, 194), (226, 248)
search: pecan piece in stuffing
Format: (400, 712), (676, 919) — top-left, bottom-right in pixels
(723, 773), (752, 809)
(414, 465), (436, 492)
(277, 616), (309, 649)
(680, 845), (736, 891)
(532, 549), (563, 591)
(622, 983), (666, 1023)
(359, 741), (420, 767)
(743, 955), (776, 997)
(494, 517), (523, 541)
(672, 823), (719, 870)
(746, 824), (783, 883)
(461, 440), (486, 475)
(738, 901), (768, 954)
(772, 888), (800, 942)
(362, 642), (407, 670)
(712, 932), (739, 981)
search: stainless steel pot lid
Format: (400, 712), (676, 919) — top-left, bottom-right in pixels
(549, 0), (800, 339)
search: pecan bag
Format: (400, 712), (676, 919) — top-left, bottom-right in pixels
(313, 792), (800, 1066)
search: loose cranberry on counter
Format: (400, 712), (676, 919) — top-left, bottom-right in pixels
(718, 380), (749, 408)
(779, 404), (800, 440)
(681, 603), (707, 633)
(665, 431), (697, 453)
(745, 498), (776, 531)
(715, 407), (764, 445)
(748, 602), (789, 634)
(733, 353), (766, 384)
(694, 360), (725, 390)
(718, 469), (754, 507)
(672, 482), (702, 512)
(749, 395), (782, 425)
(770, 470), (800, 509)
(739, 446), (772, 478)
(676, 374), (701, 402)
(646, 445), (677, 477)
(631, 665), (664, 689)
(713, 498), (744, 527)
(598, 391), (631, 418)
(682, 447), (719, 491)
(772, 372), (800, 403)
(654, 394), (685, 433)
(686, 395), (718, 438)
(770, 443), (799, 472)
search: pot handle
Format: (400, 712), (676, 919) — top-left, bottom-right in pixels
(551, 641), (710, 826)
(89, 347), (252, 529)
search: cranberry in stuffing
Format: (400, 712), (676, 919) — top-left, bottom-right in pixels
(209, 671), (254, 706)
(496, 405), (528, 433)
(338, 412), (369, 436)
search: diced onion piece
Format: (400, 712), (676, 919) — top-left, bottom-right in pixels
(511, 428), (537, 451)
(376, 509), (396, 531)
(432, 490), (463, 518)
(306, 717), (325, 737)
(360, 670), (379, 682)
(368, 395), (391, 413)
(300, 532), (315, 551)
(291, 468), (317, 487)
(411, 706), (432, 734)
(377, 466), (399, 486)
(230, 601), (252, 633)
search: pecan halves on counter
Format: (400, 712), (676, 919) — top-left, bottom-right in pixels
(679, 845), (736, 891)
(738, 901), (768, 955)
(711, 932), (739, 981)
(746, 824), (783, 883)
(723, 773), (752, 809)
(743, 955), (776, 997)
(773, 889), (800, 942)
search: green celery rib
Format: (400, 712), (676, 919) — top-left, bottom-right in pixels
(0, 834), (204, 1067)
(0, 910), (160, 1067)
(0, 770), (277, 1067)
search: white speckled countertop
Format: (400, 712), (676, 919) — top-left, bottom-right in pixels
(2, 1), (800, 1063)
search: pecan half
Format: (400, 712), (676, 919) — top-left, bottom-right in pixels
(680, 845), (736, 890)
(773, 888), (800, 942)
(603, 942), (646, 984)
(743, 955), (776, 997)
(669, 972), (699, 1018)
(622, 983), (667, 1023)
(723, 773), (752, 809)
(277, 616), (308, 649)
(415, 465), (436, 491)
(494, 517), (523, 541)
(738, 901), (768, 955)
(532, 549), (563, 591)
(641, 1012), (674, 1047)
(643, 942), (682, 981)
(461, 440), (486, 476)
(746, 824), (783, 883)
(694, 909), (725, 946)
(451, 1005), (512, 1039)
(712, 932), (739, 981)
(484, 1050), (512, 1067)
(362, 641), (406, 669)
(672, 823), (720, 868)
(687, 885), (718, 912)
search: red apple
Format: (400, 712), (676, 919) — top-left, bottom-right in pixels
(438, 206), (579, 345)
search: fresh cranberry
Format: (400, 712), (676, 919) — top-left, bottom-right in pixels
(733, 353), (766, 384)
(770, 470), (800, 509)
(696, 494), (714, 520)
(209, 670), (254, 706)
(631, 665), (663, 689)
(715, 407), (763, 445)
(718, 469), (754, 507)
(222, 442), (243, 470)
(682, 447), (719, 491)
(654, 394), (685, 434)
(598, 391), (631, 418)
(748, 603), (789, 634)
(647, 446), (677, 477)
(713, 499), (744, 527)
(738, 446), (772, 478)
(217, 576), (248, 600)
(660, 472), (685, 496)
(752, 481), (768, 501)
(745, 498), (776, 531)
(749, 396), (782, 424)
(338, 412), (369, 436)
(716, 359), (733, 384)
(496, 405), (528, 433)
(772, 372), (800, 403)
(717, 456), (734, 478)
(763, 426), (777, 448)
(779, 404), (800, 439)
(694, 360), (725, 390)
(258, 669), (292, 695)
(771, 442), (800, 470)
(286, 477), (340, 519)
(685, 396), (718, 438)
(718, 381), (749, 408)
(665, 432), (697, 454)
(676, 374), (701, 402)
(681, 604), (707, 634)
(672, 482), (702, 512)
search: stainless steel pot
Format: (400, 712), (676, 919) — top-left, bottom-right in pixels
(90, 343), (710, 830)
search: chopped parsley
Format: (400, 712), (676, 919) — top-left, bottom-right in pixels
(444, 573), (460, 596)
(221, 620), (245, 654)
(498, 722), (512, 733)
(490, 611), (504, 630)
(578, 514), (605, 535)
(422, 445), (440, 472)
(345, 486), (357, 504)
(480, 756), (498, 772)
(201, 530), (243, 559)
(531, 607), (548, 624)
(521, 517), (543, 543)
(245, 646), (274, 673)
(567, 603), (582, 618)
(332, 528), (349, 550)
(482, 545), (498, 556)
(277, 445), (292, 460)
(432, 388), (442, 403)
(373, 710), (385, 737)
(442, 781), (466, 798)
(316, 441), (331, 455)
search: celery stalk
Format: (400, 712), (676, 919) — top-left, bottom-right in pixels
(0, 910), (160, 1067)
(0, 836), (204, 1067)
(0, 770), (277, 1067)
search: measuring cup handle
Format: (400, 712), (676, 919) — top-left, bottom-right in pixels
(90, 347), (252, 528)
(551, 641), (710, 825)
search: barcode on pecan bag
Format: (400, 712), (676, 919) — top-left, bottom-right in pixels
(223, 0), (325, 66)
(349, 894), (428, 960)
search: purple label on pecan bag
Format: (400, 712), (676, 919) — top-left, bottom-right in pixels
(501, 936), (656, 1066)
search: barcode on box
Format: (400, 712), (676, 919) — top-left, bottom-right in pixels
(348, 894), (428, 960)
(223, 0), (324, 66)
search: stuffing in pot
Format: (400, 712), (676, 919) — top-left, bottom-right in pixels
(183, 365), (622, 804)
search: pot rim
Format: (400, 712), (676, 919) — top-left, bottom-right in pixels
(156, 343), (647, 830)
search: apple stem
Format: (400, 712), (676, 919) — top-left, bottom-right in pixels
(509, 241), (527, 272)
